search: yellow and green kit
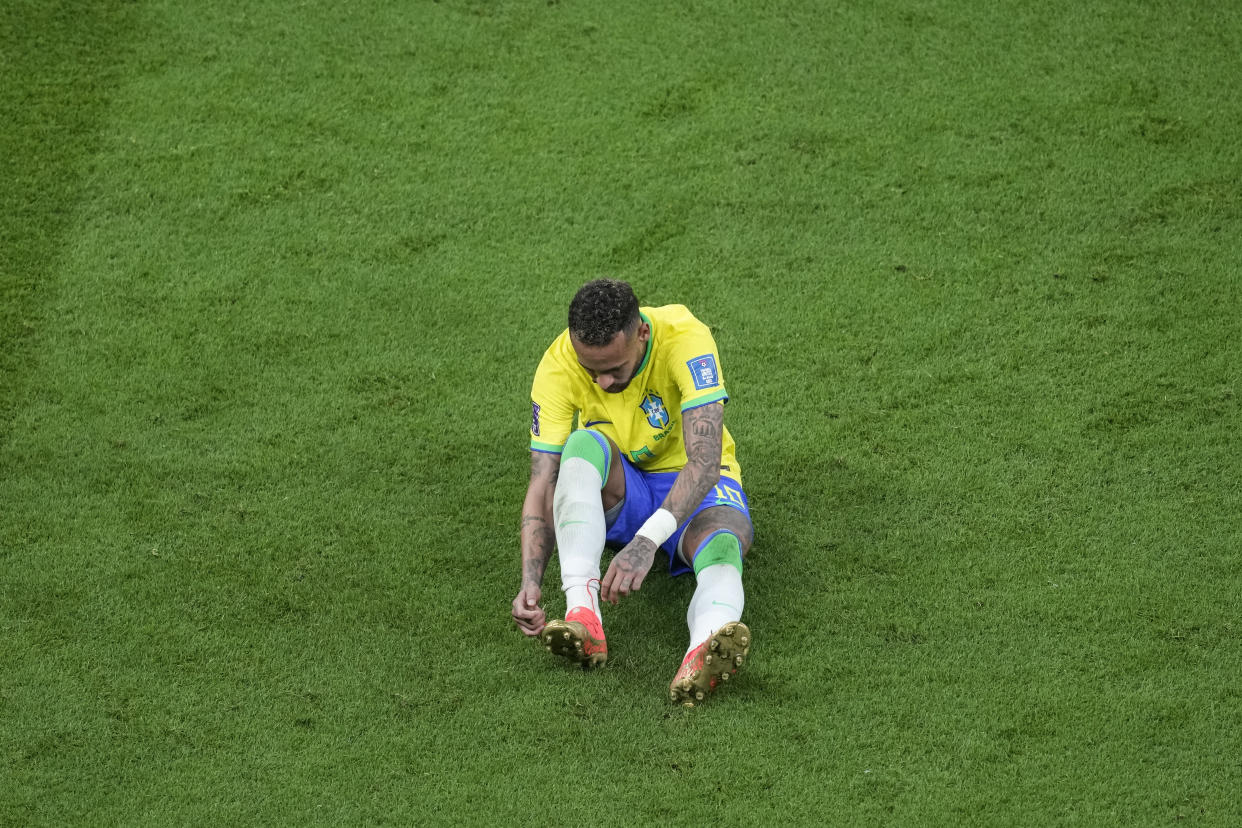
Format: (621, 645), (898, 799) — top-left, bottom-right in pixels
(529, 304), (741, 485)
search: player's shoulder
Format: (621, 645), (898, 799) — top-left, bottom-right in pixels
(644, 303), (708, 334)
(645, 304), (716, 351)
(537, 326), (574, 361)
(532, 327), (579, 380)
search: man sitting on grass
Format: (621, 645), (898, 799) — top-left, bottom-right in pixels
(511, 279), (753, 706)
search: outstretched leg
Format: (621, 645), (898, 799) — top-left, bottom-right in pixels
(669, 505), (753, 705)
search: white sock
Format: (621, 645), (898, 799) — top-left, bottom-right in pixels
(553, 456), (605, 619)
(685, 563), (744, 657)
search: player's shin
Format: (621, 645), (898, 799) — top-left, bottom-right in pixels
(685, 530), (745, 656)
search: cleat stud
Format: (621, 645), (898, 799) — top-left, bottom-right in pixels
(710, 639), (720, 651)
(720, 672), (730, 682)
(562, 632), (570, 640)
(705, 654), (713, 665)
(695, 691), (704, 700)
(739, 637), (749, 646)
(735, 655), (744, 667)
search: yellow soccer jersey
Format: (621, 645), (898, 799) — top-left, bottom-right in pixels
(529, 304), (741, 484)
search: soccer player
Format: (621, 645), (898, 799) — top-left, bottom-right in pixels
(511, 279), (753, 706)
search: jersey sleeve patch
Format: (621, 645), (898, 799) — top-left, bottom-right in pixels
(686, 354), (720, 390)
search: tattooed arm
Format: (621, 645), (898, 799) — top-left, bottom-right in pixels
(512, 450), (560, 636)
(659, 401), (724, 522)
(601, 402), (723, 603)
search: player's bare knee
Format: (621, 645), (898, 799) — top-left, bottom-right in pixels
(682, 506), (753, 563)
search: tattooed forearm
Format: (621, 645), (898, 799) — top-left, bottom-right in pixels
(523, 554), (547, 587)
(663, 462), (719, 518)
(662, 403), (723, 520)
(523, 515), (555, 558)
(520, 513), (555, 585)
(531, 451), (559, 486)
(520, 450), (560, 587)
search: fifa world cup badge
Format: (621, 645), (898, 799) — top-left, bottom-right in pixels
(687, 354), (719, 390)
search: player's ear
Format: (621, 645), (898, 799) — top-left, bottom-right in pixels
(636, 320), (651, 344)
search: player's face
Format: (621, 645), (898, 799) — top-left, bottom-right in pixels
(571, 322), (650, 394)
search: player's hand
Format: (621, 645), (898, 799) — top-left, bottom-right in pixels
(512, 582), (546, 636)
(601, 536), (657, 604)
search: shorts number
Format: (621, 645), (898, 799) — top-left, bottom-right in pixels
(713, 484), (745, 508)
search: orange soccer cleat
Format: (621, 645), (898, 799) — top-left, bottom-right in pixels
(669, 622), (751, 707)
(541, 606), (607, 668)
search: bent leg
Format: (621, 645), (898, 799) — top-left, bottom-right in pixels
(543, 429), (625, 667)
(544, 429), (630, 657)
(553, 429), (617, 617)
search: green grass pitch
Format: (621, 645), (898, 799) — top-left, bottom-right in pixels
(3, 0), (1240, 824)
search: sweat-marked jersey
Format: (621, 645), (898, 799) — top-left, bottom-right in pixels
(529, 304), (741, 484)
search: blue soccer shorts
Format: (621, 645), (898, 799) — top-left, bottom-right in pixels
(604, 456), (752, 577)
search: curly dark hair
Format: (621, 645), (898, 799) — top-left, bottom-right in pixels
(568, 279), (640, 346)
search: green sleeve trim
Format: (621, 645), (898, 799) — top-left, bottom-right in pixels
(530, 439), (564, 454)
(681, 388), (728, 412)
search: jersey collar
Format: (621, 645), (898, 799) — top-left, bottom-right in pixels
(634, 311), (653, 377)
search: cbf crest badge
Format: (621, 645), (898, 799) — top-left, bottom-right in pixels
(639, 391), (669, 429)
